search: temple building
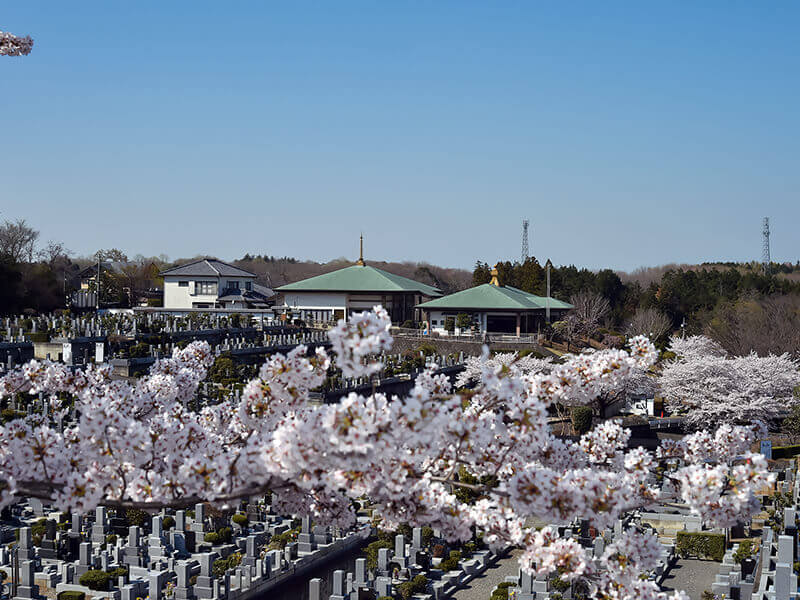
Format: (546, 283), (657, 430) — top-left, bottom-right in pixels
(276, 237), (442, 324)
(416, 265), (573, 336)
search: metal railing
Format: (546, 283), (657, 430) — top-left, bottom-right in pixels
(390, 327), (540, 344)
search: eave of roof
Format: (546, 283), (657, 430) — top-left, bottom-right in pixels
(416, 283), (573, 311)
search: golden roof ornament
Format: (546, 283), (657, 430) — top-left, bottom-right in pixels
(489, 263), (500, 286)
(356, 234), (365, 266)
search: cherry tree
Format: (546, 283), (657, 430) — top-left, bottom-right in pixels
(660, 335), (800, 428)
(0, 31), (33, 56)
(0, 309), (773, 600)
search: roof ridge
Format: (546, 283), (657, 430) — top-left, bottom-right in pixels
(368, 265), (407, 291)
(206, 259), (221, 276)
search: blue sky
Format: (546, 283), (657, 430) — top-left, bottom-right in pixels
(2, 2), (798, 271)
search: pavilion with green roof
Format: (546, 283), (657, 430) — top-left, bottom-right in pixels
(276, 237), (441, 324)
(416, 265), (572, 336)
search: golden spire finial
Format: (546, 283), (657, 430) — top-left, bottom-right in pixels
(489, 263), (500, 286)
(356, 234), (365, 266)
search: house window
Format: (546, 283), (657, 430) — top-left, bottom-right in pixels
(178, 281), (189, 287)
(245, 281), (252, 291)
(195, 281), (217, 295)
(227, 281), (240, 289)
(431, 320), (438, 325)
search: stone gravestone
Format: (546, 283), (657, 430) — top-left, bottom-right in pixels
(394, 534), (407, 568)
(194, 553), (216, 599)
(330, 569), (346, 600)
(38, 520), (58, 559)
(298, 516), (315, 554)
(91, 506), (107, 543)
(123, 526), (143, 567)
(14, 559), (42, 600)
(174, 561), (194, 600)
(76, 541), (93, 577)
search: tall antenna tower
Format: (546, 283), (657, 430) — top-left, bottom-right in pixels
(762, 217), (771, 274)
(521, 219), (529, 263)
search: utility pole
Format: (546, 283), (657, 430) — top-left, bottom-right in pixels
(96, 252), (101, 311)
(545, 259), (552, 323)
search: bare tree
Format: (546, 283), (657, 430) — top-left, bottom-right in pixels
(0, 219), (39, 262)
(38, 241), (69, 265)
(625, 308), (672, 343)
(567, 291), (611, 339)
(706, 295), (800, 357)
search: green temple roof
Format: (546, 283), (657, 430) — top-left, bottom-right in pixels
(416, 283), (572, 311)
(277, 265), (442, 296)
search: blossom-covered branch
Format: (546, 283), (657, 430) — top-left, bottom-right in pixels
(0, 309), (773, 600)
(0, 31), (33, 56)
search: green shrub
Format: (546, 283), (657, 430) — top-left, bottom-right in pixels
(268, 531), (294, 550)
(79, 570), (112, 591)
(491, 581), (513, 599)
(232, 513), (248, 527)
(397, 581), (415, 600)
(128, 342), (150, 358)
(204, 532), (220, 544)
(364, 538), (393, 570)
(415, 343), (438, 357)
(438, 550), (462, 572)
(0, 409), (25, 424)
(125, 507), (149, 527)
(421, 526), (434, 548)
(570, 406), (593, 435)
(217, 526), (233, 543)
(733, 539), (754, 564)
(162, 516), (175, 530)
(109, 567), (128, 580)
(105, 534), (117, 546)
(57, 592), (85, 600)
(27, 332), (49, 343)
(212, 552), (242, 578)
(676, 531), (726, 561)
(146, 297), (163, 307)
(550, 576), (570, 592)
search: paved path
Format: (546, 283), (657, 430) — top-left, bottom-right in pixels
(660, 559), (720, 600)
(449, 549), (522, 600)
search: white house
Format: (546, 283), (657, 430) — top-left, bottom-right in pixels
(160, 259), (275, 310)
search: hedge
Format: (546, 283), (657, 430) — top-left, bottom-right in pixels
(438, 550), (462, 572)
(570, 406), (593, 435)
(79, 570), (112, 591)
(57, 592), (86, 600)
(772, 445), (800, 459)
(676, 531), (726, 561)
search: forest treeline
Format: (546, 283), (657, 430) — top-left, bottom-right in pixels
(1, 218), (798, 355)
(472, 257), (800, 355)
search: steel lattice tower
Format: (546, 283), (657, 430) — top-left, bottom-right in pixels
(521, 219), (529, 263)
(762, 217), (771, 274)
